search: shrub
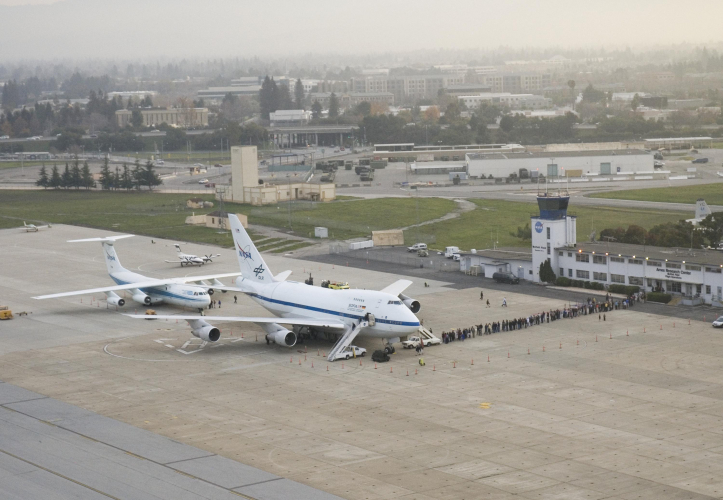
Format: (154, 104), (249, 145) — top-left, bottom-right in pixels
(590, 281), (605, 290)
(609, 284), (640, 295)
(555, 276), (571, 286)
(647, 292), (672, 304)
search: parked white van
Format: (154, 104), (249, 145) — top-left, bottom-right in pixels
(444, 246), (460, 258)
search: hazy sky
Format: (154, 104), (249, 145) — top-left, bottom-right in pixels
(1, 0), (722, 60)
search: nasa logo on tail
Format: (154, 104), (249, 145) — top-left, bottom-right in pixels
(237, 243), (253, 260)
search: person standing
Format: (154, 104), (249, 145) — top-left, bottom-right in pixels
(502, 298), (507, 307)
(480, 291), (484, 300)
(234, 295), (237, 304)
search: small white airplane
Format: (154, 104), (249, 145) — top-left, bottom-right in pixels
(687, 198), (713, 226)
(127, 215), (422, 359)
(33, 235), (240, 312)
(165, 244), (220, 267)
(23, 221), (51, 232)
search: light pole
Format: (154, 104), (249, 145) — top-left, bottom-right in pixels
(286, 174), (292, 231)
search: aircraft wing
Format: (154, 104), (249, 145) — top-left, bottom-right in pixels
(380, 279), (413, 296)
(124, 315), (346, 329)
(33, 272), (243, 300)
(176, 272), (242, 283)
(33, 279), (175, 299)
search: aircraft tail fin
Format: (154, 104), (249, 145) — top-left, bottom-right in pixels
(228, 215), (274, 283)
(696, 199), (712, 220)
(68, 235), (134, 275)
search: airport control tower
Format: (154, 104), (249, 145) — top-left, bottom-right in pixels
(530, 193), (576, 282)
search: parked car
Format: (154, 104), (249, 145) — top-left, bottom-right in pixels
(692, 158), (709, 164)
(154, 159), (164, 165)
(331, 345), (366, 361)
(198, 178), (209, 184)
(320, 280), (349, 290)
(492, 272), (520, 284)
(0, 135), (9, 140)
(452, 253), (461, 261)
(713, 316), (723, 328)
(407, 243), (427, 252)
(402, 335), (441, 349)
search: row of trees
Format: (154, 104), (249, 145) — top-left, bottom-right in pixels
(36, 158), (162, 191)
(598, 219), (722, 248)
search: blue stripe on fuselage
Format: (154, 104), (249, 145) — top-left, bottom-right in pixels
(111, 277), (208, 302)
(248, 293), (420, 327)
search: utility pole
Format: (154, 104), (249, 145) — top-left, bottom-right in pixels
(286, 174), (293, 231)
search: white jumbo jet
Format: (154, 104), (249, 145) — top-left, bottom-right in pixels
(127, 215), (422, 359)
(165, 244), (220, 267)
(33, 235), (241, 312)
(23, 221), (51, 232)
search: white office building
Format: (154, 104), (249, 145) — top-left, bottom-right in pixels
(459, 93), (552, 110)
(459, 195), (723, 307)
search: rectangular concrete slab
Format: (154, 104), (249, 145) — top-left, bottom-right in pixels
(0, 382), (47, 405)
(168, 454), (279, 489)
(5, 396), (95, 422)
(56, 414), (213, 464)
(235, 477), (345, 500)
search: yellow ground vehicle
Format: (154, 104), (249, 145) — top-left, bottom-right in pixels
(0, 306), (13, 320)
(320, 280), (350, 290)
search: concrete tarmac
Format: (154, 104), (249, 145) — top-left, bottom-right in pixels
(3, 225), (723, 499)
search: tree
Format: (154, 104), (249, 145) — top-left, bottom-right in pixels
(131, 159), (143, 190)
(567, 79), (576, 110)
(130, 109), (143, 128)
(631, 93), (641, 111)
(510, 223), (531, 241)
(36, 165), (49, 188)
(259, 76), (275, 119)
(499, 115), (515, 133)
(81, 161), (95, 189)
(49, 165), (61, 189)
(70, 158), (81, 189)
(328, 93), (340, 119)
(700, 212), (723, 247)
(141, 160), (162, 190)
(99, 156), (113, 190)
(539, 259), (556, 284)
(120, 164), (133, 190)
(355, 101), (372, 117)
(311, 100), (322, 120)
(60, 163), (71, 189)
(294, 78), (305, 109)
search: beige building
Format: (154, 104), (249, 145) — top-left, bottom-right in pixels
(220, 146), (335, 206)
(372, 230), (404, 247)
(115, 107), (209, 128)
(206, 211), (247, 229)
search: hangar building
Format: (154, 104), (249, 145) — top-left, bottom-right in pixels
(465, 150), (654, 179)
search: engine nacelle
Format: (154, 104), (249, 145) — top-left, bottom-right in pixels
(192, 325), (221, 342)
(105, 292), (125, 307)
(131, 292), (152, 305)
(399, 293), (420, 313)
(268, 328), (297, 347)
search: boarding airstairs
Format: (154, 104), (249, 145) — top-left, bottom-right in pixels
(327, 320), (367, 361)
(418, 325), (440, 343)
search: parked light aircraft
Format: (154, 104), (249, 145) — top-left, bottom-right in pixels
(23, 221), (51, 232)
(165, 244), (220, 267)
(33, 235), (240, 311)
(127, 215), (421, 358)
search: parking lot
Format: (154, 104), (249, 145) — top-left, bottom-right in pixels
(4, 225), (723, 499)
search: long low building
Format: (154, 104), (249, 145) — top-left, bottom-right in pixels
(466, 149), (654, 178)
(462, 195), (723, 307)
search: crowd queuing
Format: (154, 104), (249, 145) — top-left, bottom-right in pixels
(439, 293), (642, 344)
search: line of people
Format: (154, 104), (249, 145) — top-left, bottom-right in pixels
(439, 295), (627, 343)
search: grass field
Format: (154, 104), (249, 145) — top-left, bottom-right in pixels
(405, 199), (690, 250)
(0, 191), (457, 248)
(589, 184), (723, 206)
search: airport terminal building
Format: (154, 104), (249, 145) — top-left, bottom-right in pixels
(460, 195), (723, 306)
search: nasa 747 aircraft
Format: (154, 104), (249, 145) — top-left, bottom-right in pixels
(33, 235), (241, 311)
(165, 244), (221, 267)
(127, 215), (422, 361)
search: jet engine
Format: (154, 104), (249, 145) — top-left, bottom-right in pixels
(188, 319), (221, 342)
(264, 325), (297, 347)
(105, 291), (125, 307)
(399, 293), (420, 313)
(131, 290), (152, 305)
